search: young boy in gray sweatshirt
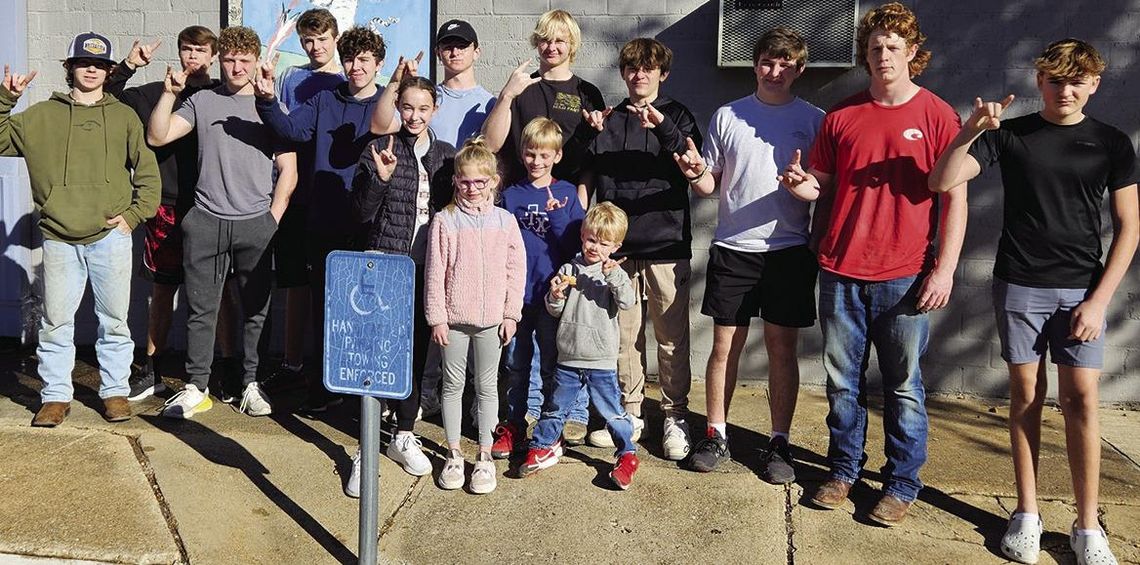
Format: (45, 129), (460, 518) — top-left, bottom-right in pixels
(520, 202), (641, 489)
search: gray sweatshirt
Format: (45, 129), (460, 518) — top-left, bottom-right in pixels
(545, 254), (636, 369)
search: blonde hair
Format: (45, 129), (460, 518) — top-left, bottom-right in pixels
(856, 2), (930, 78)
(530, 9), (581, 64)
(451, 136), (501, 206)
(218, 26), (261, 58)
(521, 117), (563, 152)
(1035, 38), (1105, 80)
(583, 202), (628, 244)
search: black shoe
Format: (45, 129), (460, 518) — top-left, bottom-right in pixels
(127, 365), (167, 401)
(759, 436), (796, 484)
(298, 389), (344, 414)
(260, 362), (307, 396)
(686, 428), (730, 472)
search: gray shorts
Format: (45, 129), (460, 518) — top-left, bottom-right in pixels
(992, 279), (1104, 369)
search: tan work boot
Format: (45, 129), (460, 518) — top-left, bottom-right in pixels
(102, 396), (132, 422)
(811, 478), (852, 510)
(869, 493), (912, 527)
(32, 401), (71, 427)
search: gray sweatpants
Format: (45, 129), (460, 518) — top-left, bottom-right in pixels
(182, 207), (277, 391)
(441, 324), (501, 446)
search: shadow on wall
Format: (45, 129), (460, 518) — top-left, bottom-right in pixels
(646, 0), (1140, 401)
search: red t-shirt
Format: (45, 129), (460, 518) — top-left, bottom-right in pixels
(809, 88), (960, 281)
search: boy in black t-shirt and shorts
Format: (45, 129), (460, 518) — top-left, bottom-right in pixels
(930, 39), (1138, 565)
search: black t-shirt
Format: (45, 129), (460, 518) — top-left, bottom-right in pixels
(501, 74), (604, 186)
(968, 112), (1137, 288)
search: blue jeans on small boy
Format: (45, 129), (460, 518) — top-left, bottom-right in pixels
(531, 365), (635, 456)
(38, 230), (134, 402)
(505, 305), (588, 424)
(819, 271), (929, 503)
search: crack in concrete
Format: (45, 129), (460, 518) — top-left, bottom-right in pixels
(126, 435), (190, 565)
(378, 475), (424, 540)
(783, 485), (796, 565)
(1103, 437), (1140, 472)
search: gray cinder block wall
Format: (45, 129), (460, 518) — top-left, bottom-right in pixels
(16, 1), (1140, 401)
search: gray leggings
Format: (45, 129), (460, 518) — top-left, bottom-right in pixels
(441, 324), (501, 447)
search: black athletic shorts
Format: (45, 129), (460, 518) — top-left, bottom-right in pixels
(701, 244), (818, 328)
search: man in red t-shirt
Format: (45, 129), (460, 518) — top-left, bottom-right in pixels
(779, 2), (966, 526)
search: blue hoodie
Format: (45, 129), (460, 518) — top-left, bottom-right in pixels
(256, 83), (379, 237)
(500, 179), (584, 305)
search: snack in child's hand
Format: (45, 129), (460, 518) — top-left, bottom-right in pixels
(562, 274), (577, 287)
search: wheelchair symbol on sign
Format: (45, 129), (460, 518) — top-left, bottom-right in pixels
(349, 284), (391, 316)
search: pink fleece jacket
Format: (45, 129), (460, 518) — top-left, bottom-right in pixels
(425, 199), (526, 328)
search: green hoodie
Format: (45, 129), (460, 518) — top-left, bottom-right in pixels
(0, 86), (159, 243)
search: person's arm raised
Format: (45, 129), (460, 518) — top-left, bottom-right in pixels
(146, 65), (194, 146)
(481, 60), (540, 152)
(929, 95), (1014, 193)
(672, 136), (717, 196)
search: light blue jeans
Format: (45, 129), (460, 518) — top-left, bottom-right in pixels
(819, 271), (930, 502)
(504, 304), (588, 424)
(38, 229), (134, 402)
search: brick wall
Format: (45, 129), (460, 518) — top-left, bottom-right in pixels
(16, 1), (1140, 401)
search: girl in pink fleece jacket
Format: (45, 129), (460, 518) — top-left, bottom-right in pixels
(425, 137), (526, 494)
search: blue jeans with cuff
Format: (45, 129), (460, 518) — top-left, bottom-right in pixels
(819, 271), (929, 503)
(531, 364), (635, 456)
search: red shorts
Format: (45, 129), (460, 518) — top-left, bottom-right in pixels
(141, 204), (184, 285)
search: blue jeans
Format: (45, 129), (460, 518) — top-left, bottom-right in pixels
(819, 271), (929, 502)
(505, 305), (587, 424)
(532, 365), (635, 456)
(38, 230), (134, 402)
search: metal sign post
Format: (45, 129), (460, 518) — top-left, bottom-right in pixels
(324, 251), (415, 564)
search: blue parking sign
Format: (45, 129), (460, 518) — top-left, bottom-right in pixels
(323, 251), (414, 399)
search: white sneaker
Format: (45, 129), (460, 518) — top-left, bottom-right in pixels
(239, 382), (272, 416)
(438, 449), (464, 490)
(161, 385), (212, 419)
(345, 448), (362, 498)
(1070, 523), (1118, 565)
(587, 415), (644, 448)
(662, 417), (691, 461)
(386, 432), (432, 476)
(469, 452), (496, 494)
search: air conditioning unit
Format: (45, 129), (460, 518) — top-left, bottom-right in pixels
(718, 0), (859, 68)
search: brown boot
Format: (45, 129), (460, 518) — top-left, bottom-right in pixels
(32, 402), (71, 427)
(811, 478), (852, 510)
(102, 396), (132, 422)
(869, 493), (912, 527)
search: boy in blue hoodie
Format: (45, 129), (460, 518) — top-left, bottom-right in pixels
(0, 32), (161, 426)
(495, 117), (587, 457)
(253, 26), (384, 407)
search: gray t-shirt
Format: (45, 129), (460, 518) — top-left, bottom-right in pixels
(702, 95), (824, 252)
(176, 86), (278, 219)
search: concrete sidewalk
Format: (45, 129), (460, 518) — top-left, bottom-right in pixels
(0, 349), (1137, 564)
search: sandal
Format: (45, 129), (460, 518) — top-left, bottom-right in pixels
(1001, 513), (1042, 564)
(1070, 522), (1118, 565)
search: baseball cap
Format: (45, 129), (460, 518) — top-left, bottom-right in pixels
(64, 32), (115, 63)
(436, 19), (477, 45)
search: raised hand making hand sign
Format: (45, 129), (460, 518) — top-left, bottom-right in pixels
(966, 94), (1015, 133)
(626, 102), (664, 129)
(370, 137), (398, 182)
(126, 39), (162, 70)
(2, 65), (37, 97)
(544, 185), (569, 211)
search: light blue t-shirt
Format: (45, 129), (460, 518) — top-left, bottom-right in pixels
(432, 84), (496, 148)
(702, 95), (824, 253)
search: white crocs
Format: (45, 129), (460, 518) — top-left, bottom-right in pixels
(1070, 523), (1118, 565)
(1001, 513), (1042, 564)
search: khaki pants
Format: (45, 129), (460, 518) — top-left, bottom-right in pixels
(616, 258), (692, 418)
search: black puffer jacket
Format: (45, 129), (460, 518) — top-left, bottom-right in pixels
(351, 128), (456, 254)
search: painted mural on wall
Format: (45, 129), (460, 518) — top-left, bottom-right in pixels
(234, 0), (432, 81)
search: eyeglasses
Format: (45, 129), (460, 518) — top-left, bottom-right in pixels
(456, 178), (491, 190)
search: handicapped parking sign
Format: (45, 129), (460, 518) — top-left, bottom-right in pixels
(323, 251), (414, 399)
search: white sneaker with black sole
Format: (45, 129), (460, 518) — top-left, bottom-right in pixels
(239, 382), (273, 416)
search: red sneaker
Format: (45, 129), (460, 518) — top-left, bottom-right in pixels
(610, 452), (640, 490)
(519, 442), (563, 477)
(491, 421), (521, 459)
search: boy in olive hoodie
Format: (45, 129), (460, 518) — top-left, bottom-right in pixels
(0, 32), (161, 427)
